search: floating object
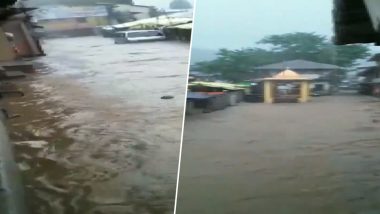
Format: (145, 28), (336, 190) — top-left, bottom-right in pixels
(161, 95), (174, 99)
(14, 140), (48, 149)
(17, 162), (31, 171)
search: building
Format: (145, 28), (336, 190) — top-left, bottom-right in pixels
(113, 4), (151, 20)
(357, 53), (380, 95)
(254, 59), (343, 95)
(33, 5), (110, 37)
(262, 69), (312, 103)
(357, 66), (380, 95)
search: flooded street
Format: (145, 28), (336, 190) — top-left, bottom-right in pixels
(177, 95), (380, 214)
(6, 37), (188, 214)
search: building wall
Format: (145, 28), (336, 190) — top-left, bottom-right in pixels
(1, 20), (41, 57)
(0, 28), (16, 62)
(39, 16), (109, 32)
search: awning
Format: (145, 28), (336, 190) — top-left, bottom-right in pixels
(113, 16), (192, 29)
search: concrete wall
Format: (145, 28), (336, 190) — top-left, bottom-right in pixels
(0, 28), (16, 62)
(1, 19), (42, 58)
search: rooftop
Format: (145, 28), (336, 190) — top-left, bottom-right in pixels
(264, 69), (311, 81)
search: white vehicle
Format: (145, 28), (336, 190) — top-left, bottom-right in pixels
(114, 30), (166, 44)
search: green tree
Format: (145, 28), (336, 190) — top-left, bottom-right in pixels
(258, 32), (370, 67)
(169, 0), (192, 9)
(258, 32), (326, 54)
(195, 32), (370, 81)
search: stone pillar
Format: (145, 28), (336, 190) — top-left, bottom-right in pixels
(264, 80), (273, 103)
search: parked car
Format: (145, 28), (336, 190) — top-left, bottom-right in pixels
(114, 30), (166, 44)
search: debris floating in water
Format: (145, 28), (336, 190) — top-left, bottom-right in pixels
(18, 162), (31, 171)
(14, 140), (48, 149)
(161, 95), (174, 99)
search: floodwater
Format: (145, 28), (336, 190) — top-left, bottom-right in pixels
(5, 37), (189, 214)
(177, 95), (380, 214)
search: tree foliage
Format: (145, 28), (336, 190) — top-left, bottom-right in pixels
(169, 0), (192, 9)
(0, 0), (17, 8)
(194, 32), (371, 81)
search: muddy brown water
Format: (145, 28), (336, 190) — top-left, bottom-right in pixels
(177, 95), (380, 214)
(5, 37), (189, 214)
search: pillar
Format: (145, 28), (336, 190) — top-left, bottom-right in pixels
(264, 80), (273, 103)
(299, 81), (310, 103)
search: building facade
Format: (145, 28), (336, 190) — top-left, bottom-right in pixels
(33, 5), (109, 37)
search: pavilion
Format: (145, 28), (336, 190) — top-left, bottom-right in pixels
(262, 69), (312, 103)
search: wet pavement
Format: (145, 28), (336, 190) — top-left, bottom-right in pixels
(177, 95), (380, 214)
(5, 37), (189, 214)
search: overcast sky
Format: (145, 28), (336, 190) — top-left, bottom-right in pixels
(134, 0), (194, 9)
(192, 0), (334, 50)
